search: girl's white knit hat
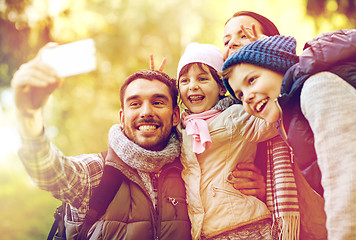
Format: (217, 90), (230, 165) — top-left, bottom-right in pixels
(177, 42), (224, 79)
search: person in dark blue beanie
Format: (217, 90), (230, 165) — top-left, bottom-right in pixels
(221, 31), (356, 239)
(222, 35), (299, 101)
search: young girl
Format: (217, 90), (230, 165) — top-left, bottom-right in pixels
(222, 31), (356, 239)
(149, 13), (281, 199)
(177, 42), (278, 240)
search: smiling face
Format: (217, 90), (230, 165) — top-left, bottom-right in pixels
(178, 63), (225, 114)
(228, 63), (284, 123)
(119, 78), (180, 151)
(223, 15), (264, 61)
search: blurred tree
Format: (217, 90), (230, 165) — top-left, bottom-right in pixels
(0, 0), (52, 87)
(306, 0), (356, 30)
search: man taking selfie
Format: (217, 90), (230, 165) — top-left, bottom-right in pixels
(12, 43), (191, 240)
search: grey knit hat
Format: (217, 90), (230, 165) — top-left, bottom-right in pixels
(222, 35), (299, 100)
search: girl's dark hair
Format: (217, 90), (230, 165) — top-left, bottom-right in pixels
(225, 11), (280, 36)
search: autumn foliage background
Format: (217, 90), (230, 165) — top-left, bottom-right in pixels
(0, 0), (355, 239)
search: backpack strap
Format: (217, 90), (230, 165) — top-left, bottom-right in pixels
(47, 202), (66, 240)
(47, 151), (111, 240)
(77, 150), (125, 240)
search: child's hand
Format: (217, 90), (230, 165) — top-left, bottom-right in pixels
(230, 163), (266, 201)
(240, 24), (267, 43)
(149, 53), (166, 71)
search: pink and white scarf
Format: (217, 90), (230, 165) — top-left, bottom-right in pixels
(182, 109), (222, 154)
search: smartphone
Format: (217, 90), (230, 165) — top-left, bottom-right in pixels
(41, 39), (97, 78)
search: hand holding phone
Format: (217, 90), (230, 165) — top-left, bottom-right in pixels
(41, 39), (97, 78)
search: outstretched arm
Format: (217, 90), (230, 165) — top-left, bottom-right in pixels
(12, 43), (62, 137)
(12, 43), (105, 208)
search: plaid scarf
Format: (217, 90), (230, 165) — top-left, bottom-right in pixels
(266, 136), (300, 240)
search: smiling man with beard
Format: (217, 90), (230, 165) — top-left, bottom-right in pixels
(12, 43), (191, 240)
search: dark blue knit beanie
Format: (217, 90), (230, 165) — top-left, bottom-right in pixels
(222, 35), (299, 100)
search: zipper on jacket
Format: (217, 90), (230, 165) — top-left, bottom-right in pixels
(132, 171), (158, 238)
(156, 164), (185, 239)
(274, 98), (295, 163)
(211, 184), (246, 199)
(156, 170), (165, 240)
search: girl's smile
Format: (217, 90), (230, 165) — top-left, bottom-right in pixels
(188, 94), (205, 104)
(179, 64), (225, 114)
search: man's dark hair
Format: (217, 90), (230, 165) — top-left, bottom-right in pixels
(225, 11), (280, 36)
(120, 69), (178, 108)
